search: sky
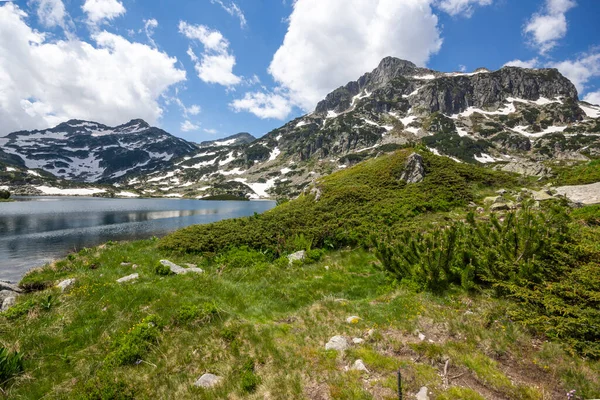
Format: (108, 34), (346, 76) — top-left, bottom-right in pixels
(0, 0), (599, 142)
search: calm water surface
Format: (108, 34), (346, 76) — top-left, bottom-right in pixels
(0, 197), (275, 282)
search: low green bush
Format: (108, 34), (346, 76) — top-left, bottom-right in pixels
(154, 262), (173, 276)
(104, 315), (161, 366)
(173, 302), (219, 325)
(0, 347), (23, 386)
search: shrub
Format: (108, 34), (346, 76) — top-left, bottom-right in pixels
(174, 302), (219, 325)
(0, 190), (10, 200)
(75, 373), (136, 400)
(104, 315), (161, 366)
(0, 347), (23, 386)
(154, 262), (173, 276)
(239, 359), (261, 394)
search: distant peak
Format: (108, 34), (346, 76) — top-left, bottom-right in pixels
(123, 119), (150, 128)
(377, 57), (417, 69)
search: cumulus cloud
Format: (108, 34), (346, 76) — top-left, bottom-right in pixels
(232, 0), (443, 119)
(203, 128), (218, 134)
(181, 120), (200, 132)
(185, 104), (201, 116)
(230, 91), (293, 119)
(0, 3), (186, 135)
(82, 0), (126, 25)
(31, 0), (67, 28)
(524, 0), (576, 53)
(210, 0), (247, 28)
(436, 0), (493, 17)
(179, 21), (241, 87)
(548, 52), (600, 93)
(584, 91), (600, 106)
(503, 58), (540, 68)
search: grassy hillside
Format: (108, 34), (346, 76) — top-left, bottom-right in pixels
(1, 150), (599, 399)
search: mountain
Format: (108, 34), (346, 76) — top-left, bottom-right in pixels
(198, 132), (256, 148)
(0, 119), (196, 183)
(2, 57), (599, 199)
(132, 57), (600, 199)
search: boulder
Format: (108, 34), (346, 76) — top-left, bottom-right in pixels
(555, 182), (600, 205)
(194, 373), (222, 388)
(0, 281), (22, 293)
(325, 336), (349, 352)
(116, 273), (139, 283)
(160, 260), (204, 275)
(287, 251), (306, 265)
(351, 359), (369, 373)
(530, 190), (554, 201)
(416, 387), (430, 400)
(57, 278), (76, 292)
(1, 296), (16, 312)
(400, 153), (425, 184)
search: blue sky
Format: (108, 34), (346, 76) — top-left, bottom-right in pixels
(0, 0), (598, 142)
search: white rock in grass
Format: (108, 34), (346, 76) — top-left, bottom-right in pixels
(1, 296), (16, 312)
(352, 338), (364, 344)
(351, 359), (369, 373)
(160, 260), (203, 275)
(416, 387), (429, 400)
(116, 273), (139, 283)
(287, 250), (306, 265)
(57, 278), (76, 292)
(194, 373), (222, 388)
(325, 336), (349, 352)
(346, 316), (360, 324)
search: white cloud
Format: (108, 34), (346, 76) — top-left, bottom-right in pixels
(82, 0), (126, 24)
(230, 91), (292, 119)
(179, 21), (241, 86)
(181, 120), (200, 132)
(203, 128), (218, 134)
(31, 0), (67, 28)
(524, 0), (576, 54)
(186, 104), (201, 116)
(436, 0), (493, 17)
(0, 3), (186, 135)
(210, 0), (247, 28)
(143, 18), (158, 48)
(459, 64), (467, 72)
(503, 58), (540, 68)
(583, 91), (600, 106)
(237, 0), (442, 118)
(549, 52), (600, 93)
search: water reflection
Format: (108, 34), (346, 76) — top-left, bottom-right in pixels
(0, 197), (275, 282)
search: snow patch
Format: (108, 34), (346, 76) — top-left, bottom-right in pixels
(474, 153), (498, 163)
(117, 191), (139, 197)
(220, 168), (246, 176)
(268, 147), (281, 161)
(219, 152), (236, 166)
(6, 167), (17, 172)
(412, 74), (436, 80)
(326, 110), (339, 119)
(35, 186), (106, 196)
(295, 121), (308, 128)
(580, 104), (600, 118)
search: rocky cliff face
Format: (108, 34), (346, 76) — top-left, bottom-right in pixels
(2, 57), (599, 199)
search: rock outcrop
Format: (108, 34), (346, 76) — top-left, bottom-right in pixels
(400, 153), (425, 183)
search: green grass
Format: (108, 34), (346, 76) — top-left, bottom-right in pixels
(553, 159), (600, 185)
(1, 151), (599, 398)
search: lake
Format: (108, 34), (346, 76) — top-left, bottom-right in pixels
(0, 197), (275, 282)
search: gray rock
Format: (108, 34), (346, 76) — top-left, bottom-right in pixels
(0, 281), (22, 293)
(530, 190), (554, 201)
(194, 373), (222, 388)
(352, 338), (365, 344)
(416, 387), (429, 400)
(287, 251), (306, 265)
(483, 196), (500, 204)
(120, 262), (131, 266)
(0, 290), (16, 304)
(160, 260), (204, 275)
(57, 278), (76, 292)
(500, 161), (551, 177)
(400, 153), (425, 184)
(351, 359), (369, 373)
(116, 273), (139, 283)
(555, 182), (600, 205)
(490, 202), (511, 211)
(325, 336), (349, 352)
(310, 186), (322, 201)
(1, 296), (16, 312)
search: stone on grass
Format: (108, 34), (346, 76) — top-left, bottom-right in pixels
(160, 260), (203, 275)
(120, 262), (131, 266)
(352, 338), (364, 344)
(346, 316), (360, 324)
(287, 251), (306, 265)
(400, 153), (425, 184)
(325, 336), (349, 352)
(418, 332), (426, 341)
(57, 279), (76, 292)
(416, 386), (429, 400)
(0, 281), (22, 293)
(116, 273), (139, 283)
(194, 373), (222, 388)
(351, 359), (369, 373)
(1, 296), (16, 312)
